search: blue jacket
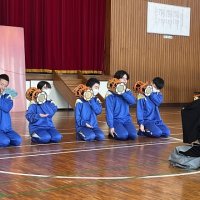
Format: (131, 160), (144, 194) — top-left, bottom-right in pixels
(136, 92), (163, 125)
(25, 100), (57, 134)
(75, 97), (102, 131)
(0, 94), (13, 132)
(105, 89), (136, 128)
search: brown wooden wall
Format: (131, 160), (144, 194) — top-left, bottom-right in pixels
(105, 0), (200, 103)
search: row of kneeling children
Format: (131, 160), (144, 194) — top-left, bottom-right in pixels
(0, 71), (170, 147)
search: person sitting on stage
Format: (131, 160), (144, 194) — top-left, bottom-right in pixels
(74, 78), (105, 141)
(25, 81), (62, 143)
(136, 77), (170, 137)
(0, 74), (22, 147)
(105, 70), (137, 140)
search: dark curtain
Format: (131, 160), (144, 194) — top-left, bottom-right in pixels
(0, 0), (106, 73)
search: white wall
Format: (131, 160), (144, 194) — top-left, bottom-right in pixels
(99, 81), (108, 98)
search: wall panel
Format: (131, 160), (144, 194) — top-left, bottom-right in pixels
(108, 0), (200, 103)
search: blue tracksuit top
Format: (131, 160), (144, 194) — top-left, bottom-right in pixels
(136, 92), (163, 125)
(105, 89), (136, 128)
(75, 97), (102, 131)
(0, 94), (13, 132)
(25, 100), (57, 134)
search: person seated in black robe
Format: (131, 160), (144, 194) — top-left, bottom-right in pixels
(180, 98), (200, 157)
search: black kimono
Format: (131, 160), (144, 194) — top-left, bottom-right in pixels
(181, 99), (200, 143)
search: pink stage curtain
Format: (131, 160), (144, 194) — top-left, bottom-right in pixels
(0, 0), (106, 73)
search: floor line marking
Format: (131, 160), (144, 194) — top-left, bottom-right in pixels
(0, 168), (199, 180)
(140, 170), (200, 179)
(0, 139), (178, 157)
(0, 135), (180, 149)
(0, 140), (180, 160)
(168, 137), (182, 142)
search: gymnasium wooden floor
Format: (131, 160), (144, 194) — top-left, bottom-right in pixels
(0, 107), (199, 200)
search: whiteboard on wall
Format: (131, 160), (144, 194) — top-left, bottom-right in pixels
(147, 2), (191, 36)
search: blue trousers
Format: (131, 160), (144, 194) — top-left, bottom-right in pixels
(77, 127), (105, 141)
(142, 120), (170, 138)
(31, 128), (62, 144)
(0, 130), (22, 147)
(113, 121), (137, 140)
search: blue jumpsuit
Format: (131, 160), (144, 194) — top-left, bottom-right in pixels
(105, 90), (137, 140)
(136, 92), (170, 137)
(0, 93), (22, 147)
(26, 100), (62, 143)
(75, 97), (105, 141)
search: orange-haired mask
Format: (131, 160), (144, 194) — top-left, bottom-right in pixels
(73, 84), (94, 101)
(133, 81), (153, 96)
(107, 78), (126, 95)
